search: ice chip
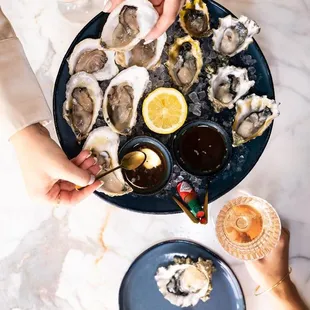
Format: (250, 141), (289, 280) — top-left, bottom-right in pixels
(198, 91), (206, 100)
(189, 92), (199, 103)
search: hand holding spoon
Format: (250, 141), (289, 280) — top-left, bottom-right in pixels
(76, 151), (146, 190)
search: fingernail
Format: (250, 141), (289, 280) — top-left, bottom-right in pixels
(93, 157), (98, 164)
(96, 181), (104, 190)
(86, 150), (92, 159)
(144, 38), (155, 45)
(96, 165), (103, 176)
(88, 175), (96, 185)
(103, 0), (112, 12)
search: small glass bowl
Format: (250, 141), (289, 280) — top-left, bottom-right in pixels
(172, 120), (231, 176)
(216, 196), (282, 261)
(119, 136), (173, 195)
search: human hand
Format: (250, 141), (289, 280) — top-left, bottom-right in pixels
(11, 123), (102, 205)
(245, 228), (291, 293)
(103, 0), (185, 41)
(246, 228), (308, 310)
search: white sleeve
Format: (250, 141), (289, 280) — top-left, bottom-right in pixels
(0, 7), (51, 140)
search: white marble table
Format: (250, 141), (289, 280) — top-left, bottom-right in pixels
(0, 0), (309, 309)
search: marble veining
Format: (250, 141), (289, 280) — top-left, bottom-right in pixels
(0, 0), (309, 309)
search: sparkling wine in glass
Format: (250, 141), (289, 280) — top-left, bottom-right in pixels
(216, 196), (281, 261)
(57, 0), (106, 24)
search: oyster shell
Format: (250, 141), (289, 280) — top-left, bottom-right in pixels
(232, 94), (280, 146)
(83, 127), (132, 196)
(179, 0), (211, 38)
(208, 65), (255, 113)
(167, 36), (203, 94)
(101, 0), (158, 51)
(115, 33), (167, 70)
(213, 15), (260, 57)
(63, 72), (103, 141)
(103, 66), (149, 135)
(155, 257), (214, 308)
(68, 38), (119, 81)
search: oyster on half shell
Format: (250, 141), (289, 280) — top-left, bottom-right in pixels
(83, 127), (132, 196)
(103, 66), (149, 135)
(208, 65), (255, 113)
(101, 0), (158, 51)
(155, 256), (215, 308)
(167, 36), (203, 94)
(213, 15), (260, 57)
(68, 38), (119, 81)
(63, 72), (103, 141)
(232, 94), (280, 146)
(115, 33), (167, 70)
(179, 0), (211, 38)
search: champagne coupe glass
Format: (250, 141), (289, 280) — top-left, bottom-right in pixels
(215, 195), (281, 261)
(57, 0), (107, 24)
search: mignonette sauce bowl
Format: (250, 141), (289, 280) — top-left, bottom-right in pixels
(172, 120), (232, 177)
(119, 136), (173, 196)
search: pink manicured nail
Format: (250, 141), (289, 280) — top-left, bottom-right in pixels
(103, 0), (112, 12)
(88, 175), (96, 185)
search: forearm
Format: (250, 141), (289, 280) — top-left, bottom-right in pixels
(0, 7), (51, 140)
(271, 279), (308, 310)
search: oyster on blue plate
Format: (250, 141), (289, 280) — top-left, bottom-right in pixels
(102, 66), (149, 135)
(213, 15), (260, 57)
(83, 127), (132, 196)
(232, 94), (280, 146)
(208, 65), (255, 113)
(115, 32), (167, 70)
(179, 0), (211, 38)
(155, 256), (215, 308)
(101, 0), (158, 51)
(167, 35), (203, 94)
(63, 72), (103, 141)
(68, 38), (119, 81)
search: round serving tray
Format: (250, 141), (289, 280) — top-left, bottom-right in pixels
(53, 0), (275, 214)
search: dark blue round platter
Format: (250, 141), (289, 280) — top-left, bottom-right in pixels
(119, 240), (246, 310)
(53, 0), (275, 214)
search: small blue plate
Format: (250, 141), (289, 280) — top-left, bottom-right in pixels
(119, 240), (245, 310)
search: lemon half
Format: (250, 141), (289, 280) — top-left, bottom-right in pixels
(142, 88), (188, 134)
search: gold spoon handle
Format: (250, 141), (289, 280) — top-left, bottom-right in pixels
(95, 165), (121, 180)
(75, 165), (121, 191)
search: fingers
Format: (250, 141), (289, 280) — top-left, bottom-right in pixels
(145, 0), (183, 42)
(71, 150), (92, 166)
(59, 180), (103, 205)
(88, 164), (102, 176)
(46, 182), (61, 202)
(79, 157), (97, 170)
(58, 160), (94, 187)
(103, 0), (123, 13)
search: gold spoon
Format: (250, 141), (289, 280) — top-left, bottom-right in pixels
(76, 151), (146, 190)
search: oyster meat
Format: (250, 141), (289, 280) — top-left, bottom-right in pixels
(101, 0), (158, 51)
(208, 65), (255, 113)
(179, 0), (211, 38)
(213, 15), (260, 57)
(167, 36), (203, 94)
(155, 256), (215, 308)
(103, 66), (149, 135)
(115, 32), (167, 70)
(83, 127), (132, 196)
(232, 94), (280, 146)
(68, 38), (119, 81)
(63, 72), (103, 141)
